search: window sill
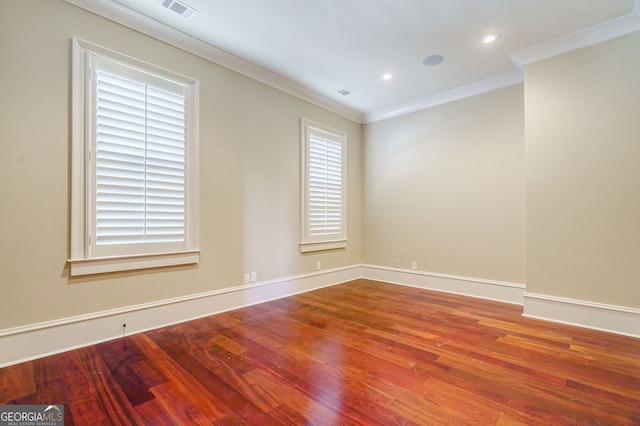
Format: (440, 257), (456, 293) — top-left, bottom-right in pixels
(68, 251), (201, 276)
(299, 240), (347, 253)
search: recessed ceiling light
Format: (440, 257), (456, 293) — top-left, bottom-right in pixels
(422, 54), (445, 66)
(382, 73), (394, 80)
(481, 32), (500, 44)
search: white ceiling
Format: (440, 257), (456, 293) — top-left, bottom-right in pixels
(77, 0), (639, 122)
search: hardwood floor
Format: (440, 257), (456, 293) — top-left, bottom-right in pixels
(1, 279), (639, 425)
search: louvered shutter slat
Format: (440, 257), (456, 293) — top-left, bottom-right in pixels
(95, 67), (186, 248)
(145, 86), (185, 243)
(95, 70), (146, 245)
(308, 133), (343, 236)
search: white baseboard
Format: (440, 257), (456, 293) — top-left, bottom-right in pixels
(4, 265), (638, 367)
(361, 264), (525, 305)
(0, 265), (361, 368)
(523, 292), (640, 339)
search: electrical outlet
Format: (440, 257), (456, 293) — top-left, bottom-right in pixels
(244, 273), (250, 284)
(250, 271), (257, 282)
(316, 261), (321, 270)
(411, 261), (418, 270)
(395, 259), (400, 268)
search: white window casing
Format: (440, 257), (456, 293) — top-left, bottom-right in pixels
(300, 119), (347, 253)
(69, 38), (199, 276)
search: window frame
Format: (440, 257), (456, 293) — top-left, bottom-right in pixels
(69, 37), (200, 276)
(299, 119), (347, 253)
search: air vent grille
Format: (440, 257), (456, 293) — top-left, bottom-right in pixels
(337, 89), (353, 97)
(160, 0), (197, 19)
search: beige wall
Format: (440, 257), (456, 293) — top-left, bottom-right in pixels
(2, 0), (638, 333)
(0, 0), (362, 329)
(525, 31), (640, 308)
(363, 85), (526, 283)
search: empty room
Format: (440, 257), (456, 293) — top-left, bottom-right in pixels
(1, 0), (639, 424)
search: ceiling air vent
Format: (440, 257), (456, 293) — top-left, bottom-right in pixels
(337, 89), (354, 97)
(160, 0), (198, 20)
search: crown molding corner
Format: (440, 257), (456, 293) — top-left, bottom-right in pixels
(509, 6), (640, 68)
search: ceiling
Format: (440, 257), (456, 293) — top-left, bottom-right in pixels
(78, 0), (639, 122)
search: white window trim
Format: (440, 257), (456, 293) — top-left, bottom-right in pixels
(69, 37), (200, 276)
(299, 119), (347, 253)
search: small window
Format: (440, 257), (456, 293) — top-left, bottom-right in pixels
(299, 119), (347, 252)
(69, 38), (199, 275)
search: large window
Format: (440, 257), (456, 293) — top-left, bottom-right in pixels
(299, 119), (347, 252)
(69, 38), (199, 276)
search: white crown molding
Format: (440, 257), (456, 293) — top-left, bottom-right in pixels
(523, 292), (640, 339)
(364, 0), (640, 123)
(64, 0), (639, 125)
(509, 1), (640, 68)
(364, 69), (524, 124)
(63, 0), (364, 123)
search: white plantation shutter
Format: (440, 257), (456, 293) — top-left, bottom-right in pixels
(95, 69), (185, 249)
(143, 85), (186, 241)
(300, 120), (347, 252)
(91, 59), (188, 258)
(308, 133), (342, 235)
(70, 38), (199, 275)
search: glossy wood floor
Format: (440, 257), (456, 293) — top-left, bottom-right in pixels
(2, 279), (639, 425)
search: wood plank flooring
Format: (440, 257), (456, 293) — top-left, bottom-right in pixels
(1, 279), (639, 425)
